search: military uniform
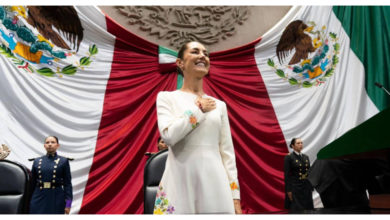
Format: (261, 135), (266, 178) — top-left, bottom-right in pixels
(284, 152), (313, 211)
(30, 153), (72, 214)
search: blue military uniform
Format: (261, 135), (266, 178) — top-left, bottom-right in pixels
(284, 152), (314, 211)
(30, 152), (72, 214)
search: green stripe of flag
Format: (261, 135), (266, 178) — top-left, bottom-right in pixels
(158, 46), (182, 89)
(158, 45), (178, 63)
(318, 7), (390, 159)
(333, 6), (390, 111)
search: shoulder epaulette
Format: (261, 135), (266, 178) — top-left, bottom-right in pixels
(60, 156), (74, 161)
(28, 155), (45, 161)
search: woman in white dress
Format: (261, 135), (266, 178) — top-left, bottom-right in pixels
(154, 41), (242, 214)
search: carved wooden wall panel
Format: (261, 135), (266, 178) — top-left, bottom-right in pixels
(100, 6), (292, 51)
(115, 6), (249, 49)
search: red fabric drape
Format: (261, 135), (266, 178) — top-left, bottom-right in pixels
(204, 43), (288, 213)
(80, 15), (288, 214)
(79, 17), (177, 214)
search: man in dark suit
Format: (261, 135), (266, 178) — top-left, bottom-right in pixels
(308, 157), (389, 212)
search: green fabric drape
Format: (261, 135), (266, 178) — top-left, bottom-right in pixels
(333, 6), (390, 111)
(317, 107), (390, 159)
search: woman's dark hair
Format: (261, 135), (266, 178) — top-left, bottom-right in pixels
(157, 136), (162, 144)
(176, 42), (191, 76)
(289, 138), (297, 148)
(177, 42), (191, 59)
(45, 135), (59, 144)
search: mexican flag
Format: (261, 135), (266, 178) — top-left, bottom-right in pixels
(252, 5), (389, 208)
(0, 5), (388, 214)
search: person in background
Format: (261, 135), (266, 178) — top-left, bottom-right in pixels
(157, 136), (168, 151)
(284, 138), (314, 211)
(30, 136), (72, 214)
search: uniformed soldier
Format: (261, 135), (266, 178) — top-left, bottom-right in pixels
(284, 138), (314, 211)
(29, 136), (73, 214)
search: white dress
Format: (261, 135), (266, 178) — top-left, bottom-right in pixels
(154, 90), (240, 214)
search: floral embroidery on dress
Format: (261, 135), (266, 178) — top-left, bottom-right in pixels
(184, 110), (199, 129)
(153, 186), (175, 214)
(230, 181), (240, 191)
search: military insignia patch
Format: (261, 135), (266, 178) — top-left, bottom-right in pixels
(267, 20), (340, 88)
(0, 6), (98, 77)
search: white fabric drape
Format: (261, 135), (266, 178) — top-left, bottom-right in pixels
(0, 6), (115, 213)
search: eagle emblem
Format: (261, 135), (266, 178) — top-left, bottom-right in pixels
(267, 20), (340, 88)
(0, 6), (98, 77)
(277, 20), (315, 65)
(26, 6), (83, 52)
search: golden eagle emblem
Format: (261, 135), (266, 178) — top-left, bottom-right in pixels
(26, 6), (84, 51)
(268, 20), (340, 88)
(276, 20), (315, 65)
(0, 6), (98, 77)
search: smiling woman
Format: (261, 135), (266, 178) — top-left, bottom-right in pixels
(154, 42), (242, 214)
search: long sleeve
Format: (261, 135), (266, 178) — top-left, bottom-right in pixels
(156, 91), (206, 147)
(63, 159), (73, 208)
(218, 102), (240, 199)
(284, 155), (292, 192)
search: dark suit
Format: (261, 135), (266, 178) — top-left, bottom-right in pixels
(284, 152), (313, 211)
(29, 153), (72, 214)
(308, 158), (389, 211)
